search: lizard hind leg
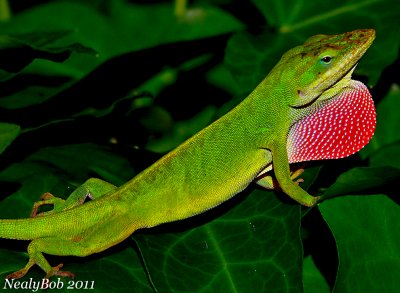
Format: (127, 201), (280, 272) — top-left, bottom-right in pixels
(5, 239), (75, 279)
(5, 228), (119, 280)
(256, 167), (305, 190)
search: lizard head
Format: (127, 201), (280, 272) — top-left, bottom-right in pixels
(280, 29), (375, 108)
(282, 29), (376, 163)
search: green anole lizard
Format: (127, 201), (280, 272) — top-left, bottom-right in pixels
(0, 29), (376, 279)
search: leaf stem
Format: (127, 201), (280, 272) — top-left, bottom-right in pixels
(174, 0), (187, 19)
(0, 0), (11, 22)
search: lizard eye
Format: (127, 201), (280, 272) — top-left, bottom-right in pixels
(320, 55), (332, 64)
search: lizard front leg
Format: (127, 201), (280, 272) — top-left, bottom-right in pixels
(31, 178), (117, 217)
(269, 140), (319, 207)
(30, 193), (66, 217)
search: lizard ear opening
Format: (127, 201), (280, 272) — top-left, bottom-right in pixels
(287, 81), (376, 163)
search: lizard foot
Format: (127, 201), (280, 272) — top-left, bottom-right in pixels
(31, 193), (65, 217)
(45, 263), (75, 279)
(5, 258), (35, 279)
(290, 168), (305, 186)
(5, 263), (74, 280)
(304, 195), (321, 207)
(6, 269), (29, 280)
(256, 167), (305, 190)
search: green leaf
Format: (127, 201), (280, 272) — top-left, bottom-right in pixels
(0, 1), (241, 111)
(321, 166), (400, 199)
(0, 32), (95, 73)
(320, 195), (400, 292)
(29, 144), (135, 186)
(0, 30), (96, 109)
(146, 106), (217, 153)
(135, 189), (303, 292)
(1, 1), (242, 61)
(0, 165), (67, 218)
(370, 142), (400, 168)
(303, 256), (330, 293)
(364, 85), (400, 157)
(0, 122), (20, 154)
(226, 0), (400, 93)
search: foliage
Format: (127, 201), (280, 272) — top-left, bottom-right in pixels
(0, 0), (399, 292)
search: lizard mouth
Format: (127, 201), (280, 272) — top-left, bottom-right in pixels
(291, 63), (359, 109)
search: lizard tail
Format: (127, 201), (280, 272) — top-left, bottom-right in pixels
(0, 217), (52, 240)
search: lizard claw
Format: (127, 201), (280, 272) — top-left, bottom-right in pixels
(294, 178), (304, 186)
(45, 263), (75, 279)
(6, 269), (29, 280)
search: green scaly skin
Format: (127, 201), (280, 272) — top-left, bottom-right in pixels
(0, 29), (375, 279)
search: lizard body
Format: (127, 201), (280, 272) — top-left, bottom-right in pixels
(0, 29), (376, 279)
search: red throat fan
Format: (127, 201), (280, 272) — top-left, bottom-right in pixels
(287, 81), (376, 163)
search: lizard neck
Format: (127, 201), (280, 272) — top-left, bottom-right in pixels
(235, 69), (293, 143)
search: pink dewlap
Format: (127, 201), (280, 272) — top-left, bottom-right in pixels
(287, 82), (376, 163)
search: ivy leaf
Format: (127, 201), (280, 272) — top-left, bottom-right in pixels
(321, 166), (400, 200)
(135, 189), (303, 292)
(0, 32), (96, 73)
(320, 195), (400, 292)
(303, 256), (330, 293)
(226, 0), (400, 94)
(0, 122), (20, 154)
